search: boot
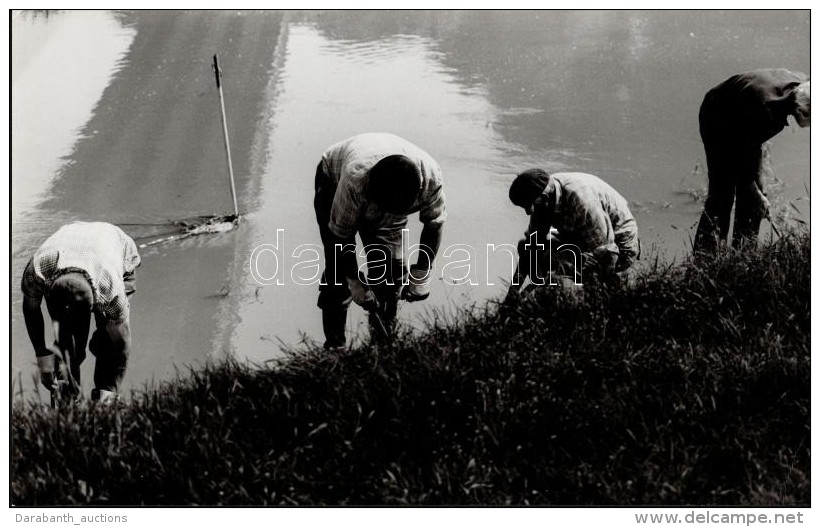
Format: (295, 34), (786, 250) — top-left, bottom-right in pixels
(322, 306), (348, 350)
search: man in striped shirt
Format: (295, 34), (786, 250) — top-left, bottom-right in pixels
(314, 133), (447, 348)
(21, 221), (141, 402)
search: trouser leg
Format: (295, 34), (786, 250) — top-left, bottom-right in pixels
(89, 313), (127, 393)
(318, 276), (351, 349)
(693, 136), (737, 254)
(52, 311), (89, 397)
(733, 187), (763, 250)
(732, 144), (765, 250)
(315, 161), (351, 349)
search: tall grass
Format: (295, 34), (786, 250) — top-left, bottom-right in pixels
(11, 232), (810, 505)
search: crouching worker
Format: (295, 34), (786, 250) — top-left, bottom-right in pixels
(507, 169), (639, 297)
(314, 133), (447, 349)
(22, 222), (141, 403)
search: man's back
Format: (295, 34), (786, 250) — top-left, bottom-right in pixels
(23, 222), (140, 320)
(701, 68), (807, 142)
(321, 132), (440, 184)
(320, 133), (446, 240)
(551, 172), (636, 243)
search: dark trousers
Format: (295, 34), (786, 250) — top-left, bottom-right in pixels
(314, 163), (406, 348)
(694, 113), (766, 253)
(53, 312), (88, 396)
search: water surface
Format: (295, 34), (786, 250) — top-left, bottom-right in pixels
(11, 10), (810, 394)
(218, 11), (809, 362)
(12, 10), (135, 228)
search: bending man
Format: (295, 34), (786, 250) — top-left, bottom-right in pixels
(22, 221), (141, 402)
(314, 133), (447, 348)
(694, 69), (810, 253)
(508, 169), (638, 291)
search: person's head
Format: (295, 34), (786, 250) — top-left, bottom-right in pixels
(45, 272), (93, 322)
(509, 168), (551, 215)
(368, 155), (423, 214)
(793, 80), (810, 127)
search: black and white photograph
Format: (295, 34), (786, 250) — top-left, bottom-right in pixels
(9, 7), (811, 515)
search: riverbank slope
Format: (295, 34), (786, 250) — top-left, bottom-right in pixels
(12, 232), (810, 505)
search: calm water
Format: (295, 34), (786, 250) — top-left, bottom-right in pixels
(218, 11), (810, 362)
(11, 10), (137, 397)
(12, 10), (135, 227)
(11, 11), (810, 392)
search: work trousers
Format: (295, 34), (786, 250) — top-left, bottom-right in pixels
(694, 109), (767, 253)
(54, 272), (134, 395)
(314, 163), (407, 348)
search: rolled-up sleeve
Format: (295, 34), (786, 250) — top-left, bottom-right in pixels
(20, 259), (45, 300)
(119, 229), (141, 273)
(419, 185), (447, 225)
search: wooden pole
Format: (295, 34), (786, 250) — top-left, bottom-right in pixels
(212, 53), (239, 219)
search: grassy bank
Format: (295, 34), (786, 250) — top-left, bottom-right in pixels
(11, 233), (810, 505)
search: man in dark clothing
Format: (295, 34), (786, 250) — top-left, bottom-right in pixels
(693, 69), (810, 253)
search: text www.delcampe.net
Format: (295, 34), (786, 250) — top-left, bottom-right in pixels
(634, 511), (806, 526)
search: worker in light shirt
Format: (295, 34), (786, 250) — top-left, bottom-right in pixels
(508, 169), (639, 292)
(21, 221), (141, 403)
(314, 133), (447, 349)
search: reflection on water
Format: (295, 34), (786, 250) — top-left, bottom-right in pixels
(12, 10), (135, 225)
(11, 11), (136, 396)
(223, 12), (809, 362)
(305, 10), (810, 249)
(12, 11), (286, 399)
(221, 23), (530, 362)
(10, 10), (810, 389)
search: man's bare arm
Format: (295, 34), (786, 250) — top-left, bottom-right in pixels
(22, 296), (50, 356)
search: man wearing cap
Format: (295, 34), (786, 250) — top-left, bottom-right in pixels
(314, 133), (447, 349)
(694, 69), (810, 253)
(21, 221), (141, 402)
(508, 169), (638, 291)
